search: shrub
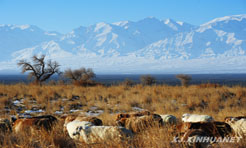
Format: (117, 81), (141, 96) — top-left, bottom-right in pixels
(176, 74), (191, 87)
(122, 78), (134, 87)
(140, 75), (156, 86)
(63, 67), (96, 86)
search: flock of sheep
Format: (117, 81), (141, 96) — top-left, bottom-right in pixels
(0, 110), (246, 147)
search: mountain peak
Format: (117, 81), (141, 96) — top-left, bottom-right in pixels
(197, 14), (246, 33)
(201, 14), (246, 26)
(176, 21), (184, 26)
(94, 22), (112, 33)
(139, 17), (160, 23)
(163, 18), (180, 31)
(112, 21), (129, 27)
(144, 16), (159, 20)
(164, 18), (176, 24)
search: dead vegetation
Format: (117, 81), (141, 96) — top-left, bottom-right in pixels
(17, 55), (60, 85)
(0, 83), (246, 147)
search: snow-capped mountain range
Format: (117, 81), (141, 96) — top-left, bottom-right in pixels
(1, 14), (246, 74)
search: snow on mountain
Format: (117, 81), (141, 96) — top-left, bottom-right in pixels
(60, 17), (186, 56)
(0, 24), (62, 61)
(198, 14), (246, 39)
(163, 18), (194, 32)
(136, 15), (246, 60)
(112, 21), (129, 27)
(200, 14), (246, 30)
(0, 15), (246, 73)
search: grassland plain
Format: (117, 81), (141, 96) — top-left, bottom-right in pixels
(0, 83), (246, 147)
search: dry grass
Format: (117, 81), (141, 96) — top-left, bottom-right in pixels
(0, 83), (246, 147)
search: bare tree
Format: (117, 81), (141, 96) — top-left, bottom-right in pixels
(17, 55), (60, 84)
(176, 74), (192, 87)
(140, 75), (156, 86)
(64, 67), (96, 86)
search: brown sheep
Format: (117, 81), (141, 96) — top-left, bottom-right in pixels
(13, 115), (57, 133)
(116, 110), (153, 121)
(176, 122), (233, 138)
(117, 114), (163, 133)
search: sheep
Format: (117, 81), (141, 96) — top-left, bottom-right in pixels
(182, 114), (214, 123)
(160, 114), (177, 125)
(66, 121), (133, 144)
(117, 114), (163, 133)
(225, 118), (246, 138)
(63, 115), (102, 133)
(12, 115), (57, 133)
(116, 110), (152, 121)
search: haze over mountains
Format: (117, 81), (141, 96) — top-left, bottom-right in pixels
(0, 14), (246, 74)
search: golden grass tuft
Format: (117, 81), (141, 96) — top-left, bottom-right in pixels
(0, 83), (246, 147)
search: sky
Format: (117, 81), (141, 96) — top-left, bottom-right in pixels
(0, 0), (246, 33)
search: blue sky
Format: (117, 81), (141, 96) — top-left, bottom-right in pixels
(0, 0), (246, 33)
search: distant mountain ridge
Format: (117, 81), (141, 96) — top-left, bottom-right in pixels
(0, 14), (246, 74)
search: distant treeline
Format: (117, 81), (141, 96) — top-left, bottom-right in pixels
(1, 74), (246, 86)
